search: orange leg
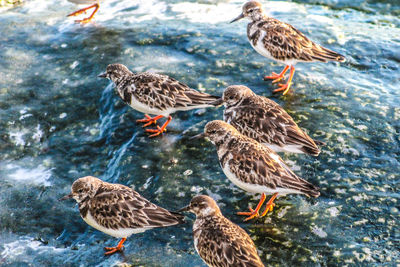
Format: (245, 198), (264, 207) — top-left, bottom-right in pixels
(67, 3), (100, 24)
(260, 193), (278, 217)
(145, 116), (172, 138)
(136, 114), (164, 128)
(264, 65), (290, 84)
(273, 66), (295, 95)
(104, 238), (126, 256)
(237, 193), (266, 221)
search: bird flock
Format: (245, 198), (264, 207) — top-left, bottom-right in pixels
(60, 1), (345, 266)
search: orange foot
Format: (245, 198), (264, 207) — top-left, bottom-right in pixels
(237, 193), (266, 221)
(264, 65), (289, 84)
(144, 115), (172, 138)
(260, 193), (278, 217)
(237, 193), (279, 221)
(104, 238), (126, 256)
(272, 66), (295, 96)
(136, 114), (164, 128)
(273, 82), (292, 95)
(67, 3), (99, 23)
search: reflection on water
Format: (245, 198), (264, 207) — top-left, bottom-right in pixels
(0, 0), (399, 266)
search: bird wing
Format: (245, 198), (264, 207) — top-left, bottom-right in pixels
(229, 141), (319, 197)
(260, 19), (344, 62)
(133, 72), (218, 111)
(196, 217), (264, 267)
(230, 97), (320, 155)
(89, 187), (184, 230)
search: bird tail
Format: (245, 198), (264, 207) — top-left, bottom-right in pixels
(311, 45), (345, 63)
(170, 211), (186, 225)
(313, 139), (326, 146)
(281, 177), (320, 198)
(184, 90), (221, 107)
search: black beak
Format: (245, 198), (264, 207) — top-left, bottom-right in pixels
(98, 72), (107, 78)
(177, 205), (191, 212)
(59, 193), (73, 201)
(190, 132), (206, 140)
(209, 98), (224, 107)
(230, 13), (245, 23)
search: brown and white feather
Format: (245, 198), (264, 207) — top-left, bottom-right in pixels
(221, 85), (321, 155)
(103, 64), (219, 117)
(185, 195), (264, 267)
(204, 121), (320, 198)
(68, 176), (184, 238)
(242, 1), (345, 65)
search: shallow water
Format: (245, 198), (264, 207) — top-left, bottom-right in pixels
(0, 0), (399, 266)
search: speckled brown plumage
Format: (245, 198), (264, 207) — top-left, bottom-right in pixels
(203, 120), (320, 198)
(100, 63), (220, 117)
(231, 1), (345, 95)
(218, 85), (322, 156)
(60, 176), (184, 255)
(180, 195), (264, 267)
(99, 63), (219, 137)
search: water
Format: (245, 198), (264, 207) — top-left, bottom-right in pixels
(0, 0), (399, 266)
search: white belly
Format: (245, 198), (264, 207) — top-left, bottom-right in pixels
(222, 162), (304, 196)
(82, 211), (149, 238)
(129, 95), (213, 117)
(129, 96), (171, 116)
(263, 143), (305, 154)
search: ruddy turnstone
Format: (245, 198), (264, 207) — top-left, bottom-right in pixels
(231, 1), (345, 95)
(195, 120), (320, 221)
(211, 85), (323, 156)
(98, 63), (220, 137)
(179, 195), (264, 267)
(67, 0), (102, 23)
(60, 176), (184, 255)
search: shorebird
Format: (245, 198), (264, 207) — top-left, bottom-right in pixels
(211, 85), (323, 156)
(67, 0), (102, 23)
(231, 1), (345, 95)
(60, 176), (184, 255)
(98, 63), (220, 137)
(179, 195), (264, 267)
(194, 120), (320, 221)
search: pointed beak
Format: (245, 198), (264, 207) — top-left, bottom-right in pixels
(98, 72), (107, 78)
(190, 132), (206, 140)
(177, 205), (190, 213)
(230, 13), (245, 23)
(209, 98), (224, 107)
(59, 193), (73, 201)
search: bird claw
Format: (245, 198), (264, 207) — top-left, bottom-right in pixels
(104, 246), (124, 255)
(145, 126), (167, 138)
(260, 203), (275, 217)
(237, 207), (260, 221)
(137, 115), (162, 128)
(273, 82), (292, 95)
(264, 72), (284, 82)
(67, 3), (99, 24)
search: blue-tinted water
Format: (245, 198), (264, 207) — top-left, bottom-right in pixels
(0, 0), (399, 266)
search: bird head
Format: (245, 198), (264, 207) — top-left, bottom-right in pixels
(59, 176), (102, 203)
(178, 195), (221, 218)
(231, 1), (265, 23)
(222, 85), (254, 107)
(98, 63), (132, 82)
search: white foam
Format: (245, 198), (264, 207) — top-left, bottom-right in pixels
(6, 164), (53, 186)
(0, 237), (66, 260)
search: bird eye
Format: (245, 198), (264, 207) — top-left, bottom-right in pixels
(78, 189), (83, 193)
(192, 203), (198, 208)
(210, 130), (217, 134)
(229, 95), (234, 99)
